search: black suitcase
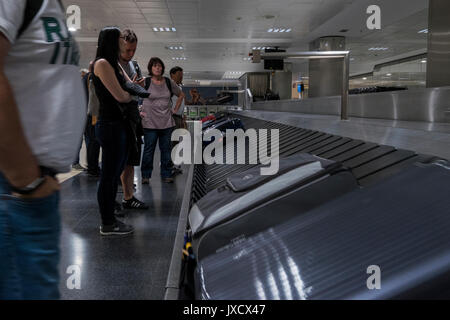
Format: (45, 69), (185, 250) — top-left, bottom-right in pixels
(189, 154), (359, 260)
(195, 160), (450, 300)
(202, 118), (245, 147)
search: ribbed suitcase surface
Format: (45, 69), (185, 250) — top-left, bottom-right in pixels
(196, 162), (450, 300)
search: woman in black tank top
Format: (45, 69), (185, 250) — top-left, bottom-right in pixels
(92, 69), (125, 121)
(92, 27), (134, 236)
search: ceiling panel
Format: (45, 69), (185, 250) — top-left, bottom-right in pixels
(63, 0), (429, 80)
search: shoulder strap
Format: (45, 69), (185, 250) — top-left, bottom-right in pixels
(144, 77), (173, 97)
(145, 77), (152, 90)
(18, 0), (44, 39)
(165, 77), (173, 98)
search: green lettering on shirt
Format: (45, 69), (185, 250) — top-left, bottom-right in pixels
(41, 17), (65, 42)
(41, 17), (78, 65)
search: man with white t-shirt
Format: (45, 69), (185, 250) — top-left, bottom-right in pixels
(0, 0), (85, 299)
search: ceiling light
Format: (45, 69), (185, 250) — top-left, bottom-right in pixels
(179, 46), (183, 50)
(268, 28), (273, 32)
(286, 28), (292, 32)
(386, 73), (392, 76)
(418, 29), (428, 34)
(274, 28), (280, 32)
(279, 29), (286, 32)
(363, 77), (367, 80)
(154, 27), (177, 33)
(421, 60), (427, 63)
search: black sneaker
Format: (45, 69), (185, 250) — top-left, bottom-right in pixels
(172, 166), (183, 175)
(162, 177), (174, 183)
(87, 171), (100, 177)
(72, 163), (85, 171)
(100, 221), (134, 236)
(114, 201), (124, 217)
(122, 197), (149, 210)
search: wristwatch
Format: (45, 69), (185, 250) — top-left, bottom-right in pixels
(10, 170), (46, 195)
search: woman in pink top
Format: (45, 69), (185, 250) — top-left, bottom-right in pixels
(140, 57), (185, 183)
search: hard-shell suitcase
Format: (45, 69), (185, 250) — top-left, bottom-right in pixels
(189, 153), (359, 259)
(195, 160), (450, 300)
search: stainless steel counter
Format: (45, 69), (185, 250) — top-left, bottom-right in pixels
(251, 86), (450, 123)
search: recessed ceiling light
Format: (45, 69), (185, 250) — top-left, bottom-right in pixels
(268, 28), (273, 32)
(153, 27), (158, 32)
(386, 73), (392, 76)
(279, 29), (286, 32)
(274, 28), (280, 32)
(159, 27), (164, 31)
(363, 77), (367, 80)
(286, 28), (291, 32)
(421, 60), (427, 63)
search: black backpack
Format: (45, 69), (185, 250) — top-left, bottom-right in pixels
(144, 76), (173, 98)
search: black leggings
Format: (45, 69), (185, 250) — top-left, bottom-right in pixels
(95, 120), (129, 225)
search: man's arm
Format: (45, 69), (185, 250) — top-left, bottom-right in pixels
(0, 33), (40, 187)
(173, 92), (185, 114)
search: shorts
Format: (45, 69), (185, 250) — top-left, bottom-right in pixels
(127, 140), (142, 166)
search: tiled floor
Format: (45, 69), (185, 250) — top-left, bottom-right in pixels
(58, 151), (188, 300)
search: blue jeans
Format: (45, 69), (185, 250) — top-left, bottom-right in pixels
(95, 120), (129, 225)
(141, 127), (174, 179)
(0, 173), (60, 300)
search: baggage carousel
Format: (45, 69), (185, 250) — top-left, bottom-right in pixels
(165, 111), (450, 300)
